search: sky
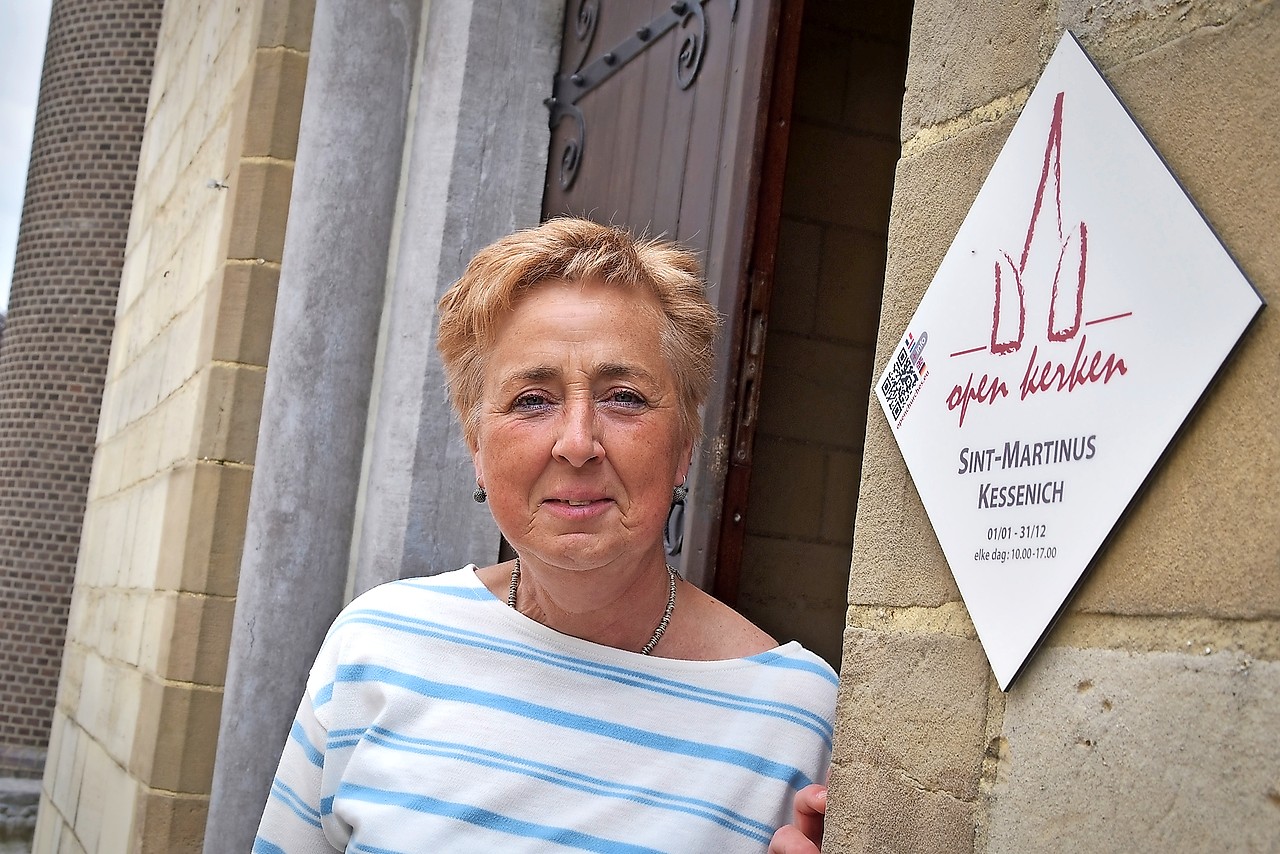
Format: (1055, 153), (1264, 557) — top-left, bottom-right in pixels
(1, 0), (53, 311)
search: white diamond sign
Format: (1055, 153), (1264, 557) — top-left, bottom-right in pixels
(875, 32), (1263, 690)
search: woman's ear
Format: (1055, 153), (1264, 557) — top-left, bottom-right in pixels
(674, 439), (694, 487)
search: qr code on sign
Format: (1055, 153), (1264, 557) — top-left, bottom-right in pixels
(882, 344), (918, 421)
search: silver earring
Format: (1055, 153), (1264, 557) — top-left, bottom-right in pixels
(672, 483), (688, 503)
(473, 485), (487, 503)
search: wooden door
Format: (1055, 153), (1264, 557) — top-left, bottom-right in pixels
(542, 0), (801, 596)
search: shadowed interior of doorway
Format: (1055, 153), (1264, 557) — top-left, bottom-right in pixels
(735, 0), (913, 670)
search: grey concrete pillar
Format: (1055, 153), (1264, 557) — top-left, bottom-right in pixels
(204, 2), (421, 850)
(351, 0), (565, 594)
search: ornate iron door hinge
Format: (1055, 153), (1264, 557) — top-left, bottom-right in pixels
(546, 0), (740, 190)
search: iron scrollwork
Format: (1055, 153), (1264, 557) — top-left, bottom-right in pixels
(674, 2), (707, 90)
(546, 0), (738, 191)
(564, 0), (599, 81)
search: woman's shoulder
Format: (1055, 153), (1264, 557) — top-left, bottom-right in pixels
(663, 581), (837, 680)
(323, 566), (493, 643)
(662, 582), (805, 663)
(347, 565), (488, 608)
(679, 585), (776, 659)
(309, 566), (497, 676)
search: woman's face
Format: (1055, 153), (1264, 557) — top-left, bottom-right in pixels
(472, 278), (691, 574)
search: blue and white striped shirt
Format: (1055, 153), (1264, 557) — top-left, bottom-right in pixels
(255, 567), (837, 853)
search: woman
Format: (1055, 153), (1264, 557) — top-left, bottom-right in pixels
(255, 218), (836, 853)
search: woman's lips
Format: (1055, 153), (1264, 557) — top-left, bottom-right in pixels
(541, 497), (612, 519)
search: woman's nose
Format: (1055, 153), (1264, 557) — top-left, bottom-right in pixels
(552, 400), (602, 467)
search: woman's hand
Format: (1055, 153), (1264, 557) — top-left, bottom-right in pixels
(768, 784), (827, 853)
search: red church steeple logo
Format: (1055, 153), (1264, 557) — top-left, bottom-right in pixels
(945, 91), (1130, 428)
(992, 92), (1087, 354)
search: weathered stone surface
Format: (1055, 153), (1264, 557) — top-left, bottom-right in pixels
(864, 123), (1014, 611)
(134, 788), (209, 854)
(848, 416), (958, 607)
(0, 777), (40, 848)
(239, 48), (309, 160)
(1058, 0), (1256, 68)
(825, 760), (977, 854)
(834, 629), (989, 801)
(154, 461), (253, 597)
(257, 0), (315, 51)
(36, 0), (300, 847)
(838, 4), (1280, 854)
(988, 646), (1280, 852)
(207, 1), (424, 846)
(141, 592), (235, 686)
(348, 0), (560, 593)
(825, 628), (988, 851)
(130, 678), (223, 794)
(902, 1), (1048, 139)
(193, 363), (266, 466)
(222, 159), (295, 262)
(202, 262), (280, 367)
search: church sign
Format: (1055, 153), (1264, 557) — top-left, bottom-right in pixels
(875, 33), (1264, 689)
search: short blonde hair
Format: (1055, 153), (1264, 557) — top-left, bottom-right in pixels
(437, 217), (718, 447)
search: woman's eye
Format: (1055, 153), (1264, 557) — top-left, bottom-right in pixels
(513, 392), (550, 410)
(607, 389), (647, 406)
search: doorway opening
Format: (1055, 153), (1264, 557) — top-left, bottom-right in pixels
(734, 0), (914, 669)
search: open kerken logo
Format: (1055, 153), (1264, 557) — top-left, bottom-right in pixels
(946, 92), (1131, 428)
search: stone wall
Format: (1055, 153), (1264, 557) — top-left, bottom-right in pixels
(827, 1), (1280, 851)
(32, 0), (313, 850)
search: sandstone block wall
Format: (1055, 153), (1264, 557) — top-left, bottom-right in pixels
(33, 0), (313, 850)
(828, 2), (1279, 851)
